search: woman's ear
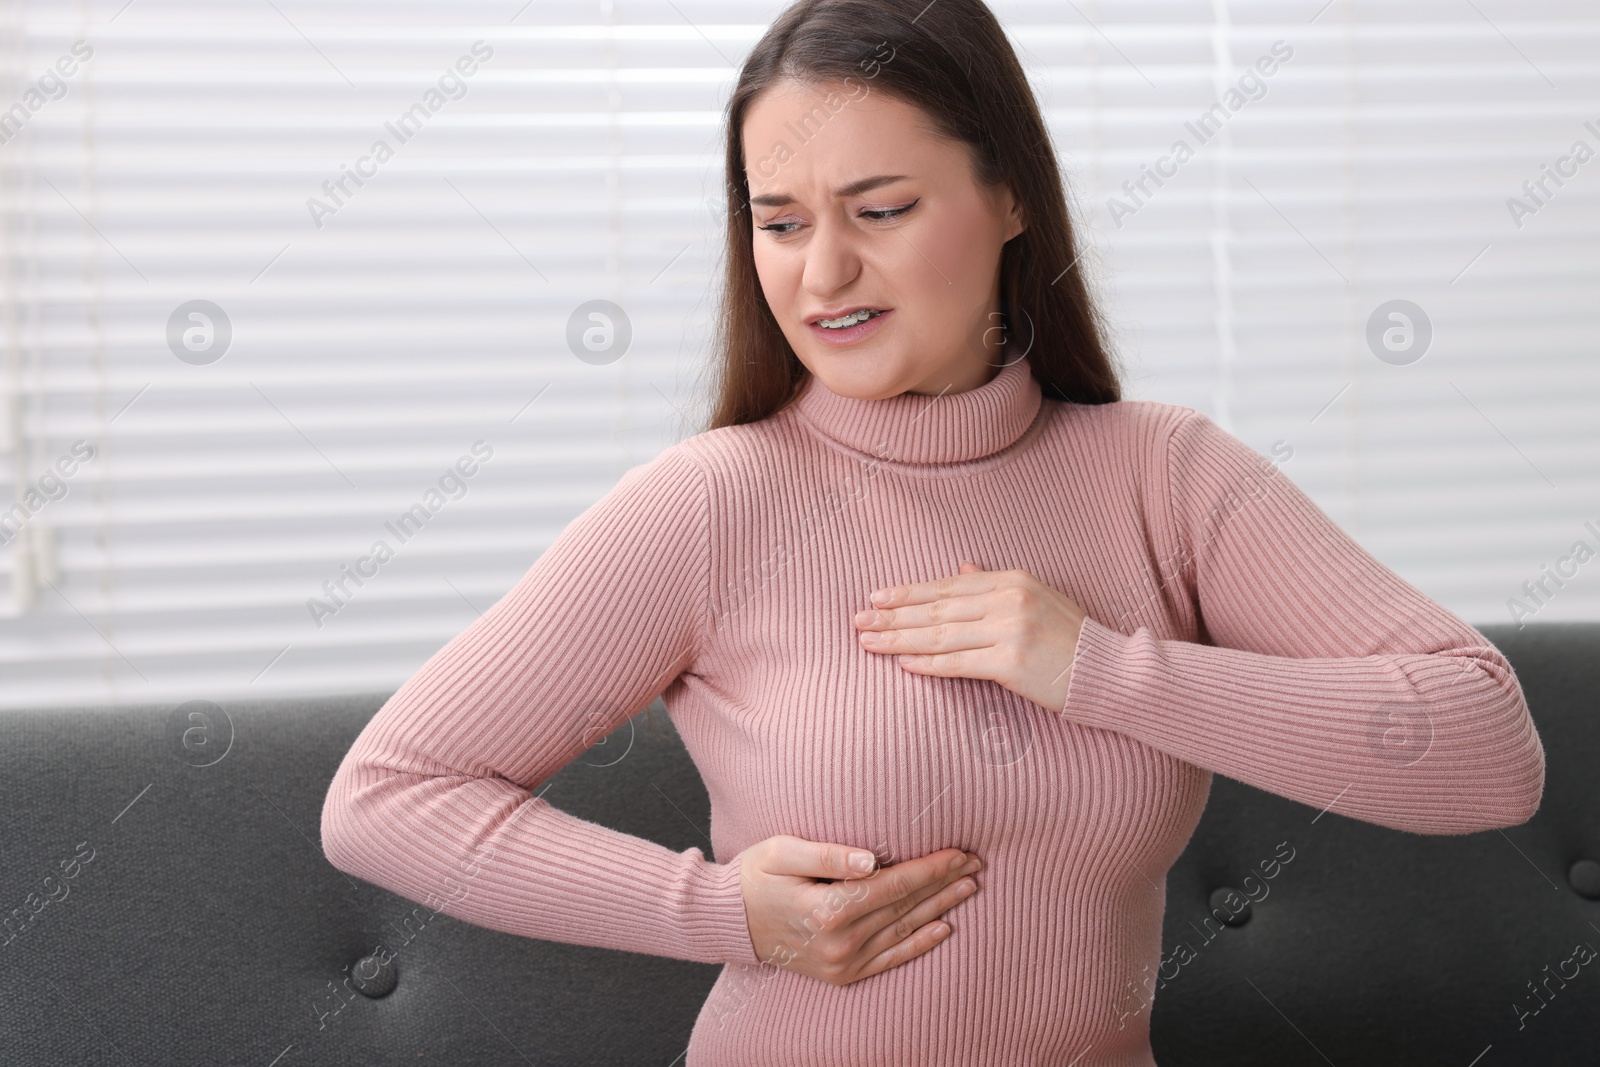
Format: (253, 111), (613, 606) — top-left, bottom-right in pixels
(1002, 186), (1027, 242)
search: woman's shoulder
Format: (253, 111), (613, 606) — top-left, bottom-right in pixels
(1041, 395), (1205, 449)
(667, 406), (816, 483)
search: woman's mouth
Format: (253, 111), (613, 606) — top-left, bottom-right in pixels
(808, 308), (892, 345)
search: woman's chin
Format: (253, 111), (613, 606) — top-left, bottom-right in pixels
(802, 353), (915, 401)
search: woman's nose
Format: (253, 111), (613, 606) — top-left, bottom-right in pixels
(801, 214), (864, 296)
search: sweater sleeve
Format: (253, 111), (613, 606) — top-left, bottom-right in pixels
(1061, 407), (1545, 836)
(319, 444), (761, 966)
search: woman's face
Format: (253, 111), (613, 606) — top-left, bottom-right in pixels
(743, 78), (1026, 399)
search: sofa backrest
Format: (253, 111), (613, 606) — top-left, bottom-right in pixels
(1145, 621), (1600, 1065)
(1, 621), (1593, 1065)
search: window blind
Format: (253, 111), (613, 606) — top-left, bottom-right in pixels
(1, 0), (1595, 710)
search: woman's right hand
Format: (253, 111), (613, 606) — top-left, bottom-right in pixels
(736, 835), (983, 986)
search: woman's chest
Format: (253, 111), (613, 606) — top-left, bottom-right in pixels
(682, 470), (1205, 870)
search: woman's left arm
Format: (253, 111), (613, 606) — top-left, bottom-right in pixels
(853, 408), (1545, 836)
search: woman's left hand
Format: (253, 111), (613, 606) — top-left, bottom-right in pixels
(852, 561), (1088, 714)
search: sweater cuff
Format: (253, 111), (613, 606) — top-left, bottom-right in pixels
(1060, 614), (1126, 726)
(700, 851), (762, 966)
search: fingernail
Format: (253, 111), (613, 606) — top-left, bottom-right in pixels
(850, 851), (877, 874)
(948, 853), (967, 871)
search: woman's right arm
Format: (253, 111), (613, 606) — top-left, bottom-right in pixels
(319, 445), (759, 965)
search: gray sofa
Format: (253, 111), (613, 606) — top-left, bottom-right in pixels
(3, 621), (1595, 1065)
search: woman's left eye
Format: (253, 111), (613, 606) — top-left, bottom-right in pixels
(862, 200), (918, 221)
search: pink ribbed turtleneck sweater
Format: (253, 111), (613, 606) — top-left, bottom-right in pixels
(320, 355), (1544, 1066)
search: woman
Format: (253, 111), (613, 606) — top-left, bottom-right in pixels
(321, 1), (1545, 1063)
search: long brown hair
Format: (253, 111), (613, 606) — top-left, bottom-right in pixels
(704, 0), (1122, 432)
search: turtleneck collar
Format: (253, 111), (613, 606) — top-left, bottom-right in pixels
(791, 356), (1043, 466)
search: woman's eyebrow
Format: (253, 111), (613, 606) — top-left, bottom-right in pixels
(748, 174), (912, 208)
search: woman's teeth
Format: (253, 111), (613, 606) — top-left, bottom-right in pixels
(817, 308), (882, 329)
